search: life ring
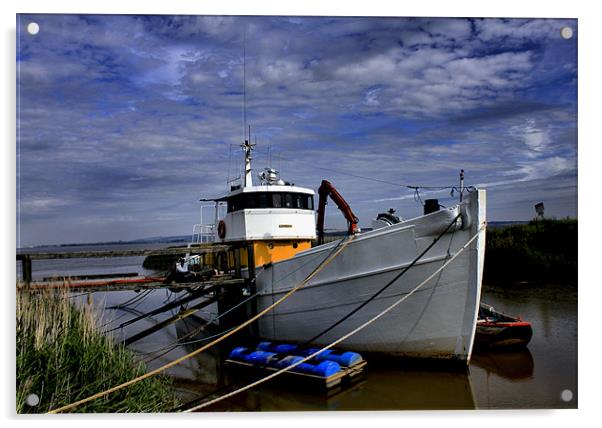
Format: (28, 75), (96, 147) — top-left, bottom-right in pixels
(218, 220), (226, 239)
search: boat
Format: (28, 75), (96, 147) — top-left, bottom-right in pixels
(474, 303), (533, 349)
(195, 138), (487, 364)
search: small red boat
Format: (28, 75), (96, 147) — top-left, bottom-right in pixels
(474, 303), (533, 349)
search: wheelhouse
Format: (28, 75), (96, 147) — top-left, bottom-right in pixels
(200, 142), (317, 266)
(226, 191), (314, 212)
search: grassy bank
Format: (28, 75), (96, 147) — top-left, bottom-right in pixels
(16, 290), (180, 413)
(484, 219), (577, 286)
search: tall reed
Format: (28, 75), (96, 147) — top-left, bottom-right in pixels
(484, 218), (577, 286)
(16, 288), (180, 413)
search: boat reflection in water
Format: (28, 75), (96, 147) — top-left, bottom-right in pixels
(471, 349), (534, 380)
(172, 314), (229, 397)
(199, 368), (476, 412)
(173, 315), (476, 411)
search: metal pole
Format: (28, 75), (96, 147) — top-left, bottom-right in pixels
(200, 205), (203, 243)
(459, 169), (465, 202)
(214, 201), (219, 242)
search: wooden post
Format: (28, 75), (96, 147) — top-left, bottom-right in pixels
(234, 247), (241, 278)
(220, 250), (227, 273)
(22, 255), (32, 287)
(247, 243), (256, 291)
(247, 243), (258, 338)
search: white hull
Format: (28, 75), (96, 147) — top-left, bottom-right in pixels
(255, 189), (486, 363)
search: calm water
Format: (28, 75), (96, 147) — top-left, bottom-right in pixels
(20, 246), (578, 410)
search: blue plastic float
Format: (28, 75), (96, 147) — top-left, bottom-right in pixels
(256, 341), (362, 367)
(227, 342), (364, 379)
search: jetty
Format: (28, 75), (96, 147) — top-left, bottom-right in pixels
(16, 243), (253, 293)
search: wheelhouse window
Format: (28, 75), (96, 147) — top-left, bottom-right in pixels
(227, 192), (314, 212)
(283, 193), (293, 208)
(306, 195), (314, 210)
(257, 193), (269, 208)
(272, 193), (282, 208)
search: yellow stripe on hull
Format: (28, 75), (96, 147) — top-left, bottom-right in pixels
(252, 240), (312, 266)
(222, 240), (312, 270)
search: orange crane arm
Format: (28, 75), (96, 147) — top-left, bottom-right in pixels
(316, 180), (359, 245)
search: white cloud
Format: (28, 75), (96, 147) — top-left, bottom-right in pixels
(476, 19), (570, 43)
(517, 156), (573, 181)
(364, 88), (381, 106)
(261, 59), (310, 84)
(19, 197), (69, 212)
(510, 118), (551, 157)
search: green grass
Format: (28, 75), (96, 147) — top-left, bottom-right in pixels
(484, 218), (577, 286)
(16, 289), (180, 413)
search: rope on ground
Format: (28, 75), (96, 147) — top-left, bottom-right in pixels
(183, 222), (485, 412)
(47, 234), (355, 414)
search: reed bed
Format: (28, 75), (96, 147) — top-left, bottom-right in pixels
(16, 288), (179, 413)
(484, 218), (577, 286)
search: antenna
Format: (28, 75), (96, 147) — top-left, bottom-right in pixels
(240, 28), (254, 188)
(242, 30), (247, 144)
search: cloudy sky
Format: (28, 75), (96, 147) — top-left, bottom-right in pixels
(16, 15), (577, 246)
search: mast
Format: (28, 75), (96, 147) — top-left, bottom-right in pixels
(242, 126), (254, 187)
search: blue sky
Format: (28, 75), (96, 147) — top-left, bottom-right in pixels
(16, 15), (577, 246)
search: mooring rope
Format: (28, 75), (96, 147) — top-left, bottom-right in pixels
(47, 234), (355, 413)
(104, 286), (218, 334)
(95, 290), (155, 332)
(183, 222), (485, 412)
(139, 243), (338, 363)
(303, 213), (461, 345)
(107, 289), (153, 310)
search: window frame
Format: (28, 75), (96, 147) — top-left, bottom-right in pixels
(226, 191), (315, 212)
